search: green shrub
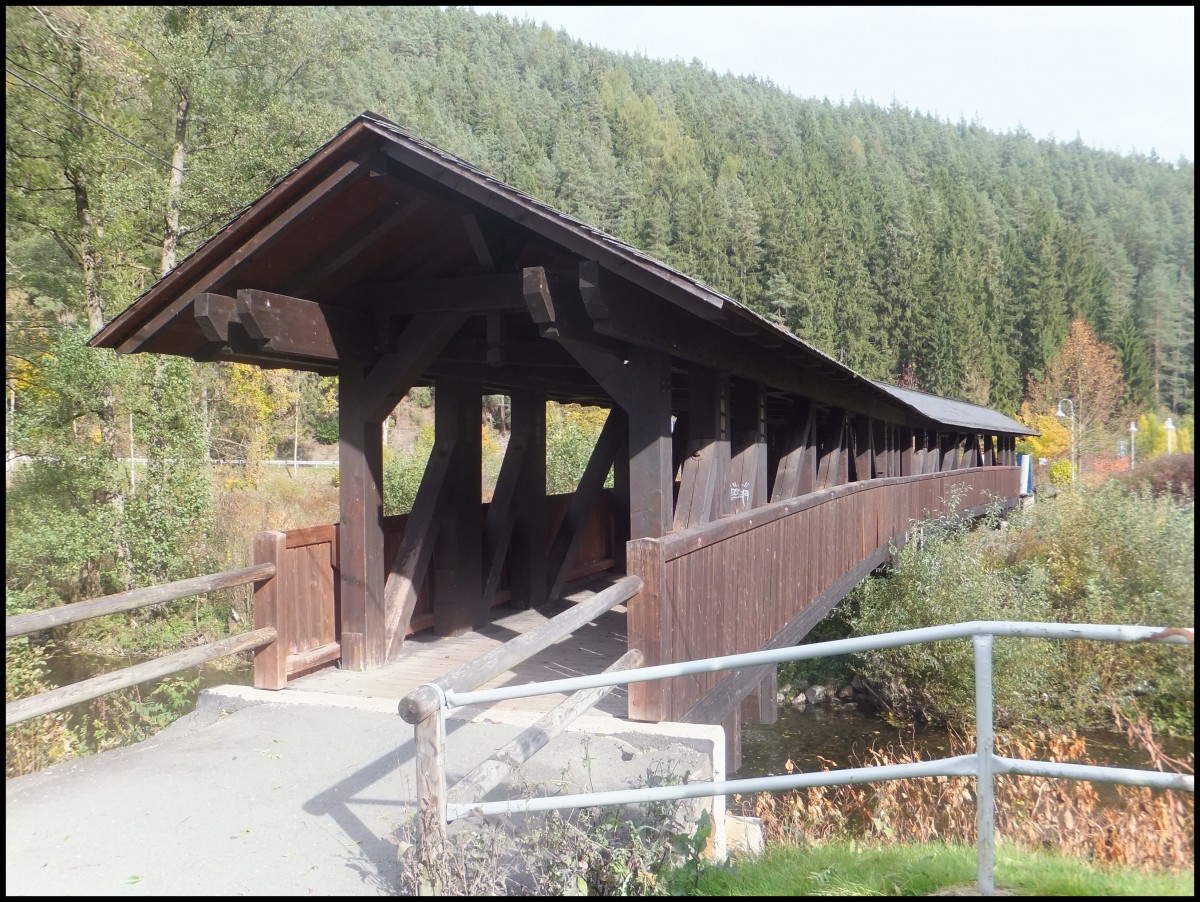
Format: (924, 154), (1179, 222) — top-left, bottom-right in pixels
(850, 481), (1194, 733)
(382, 424), (434, 515)
(314, 419), (338, 444)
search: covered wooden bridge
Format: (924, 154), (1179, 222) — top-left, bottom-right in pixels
(90, 112), (1035, 754)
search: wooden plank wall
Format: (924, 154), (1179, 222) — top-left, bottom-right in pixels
(626, 467), (1020, 721)
(255, 524), (341, 688)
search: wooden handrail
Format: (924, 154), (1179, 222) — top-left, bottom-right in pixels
(447, 648), (643, 808)
(658, 468), (1019, 561)
(5, 562), (277, 639)
(5, 627), (278, 727)
(398, 574), (643, 723)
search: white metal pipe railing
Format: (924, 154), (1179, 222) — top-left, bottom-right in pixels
(407, 620), (1194, 894)
(443, 621), (1192, 708)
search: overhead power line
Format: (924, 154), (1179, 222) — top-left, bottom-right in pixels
(6, 66), (239, 204)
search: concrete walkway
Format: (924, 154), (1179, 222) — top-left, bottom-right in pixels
(6, 687), (723, 896)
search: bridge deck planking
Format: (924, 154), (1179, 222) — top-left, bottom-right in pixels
(283, 574), (630, 717)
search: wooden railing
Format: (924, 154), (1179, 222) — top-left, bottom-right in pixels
(5, 564), (278, 727)
(626, 467), (1021, 722)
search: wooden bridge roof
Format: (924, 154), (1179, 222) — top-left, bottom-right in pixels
(89, 112), (1032, 436)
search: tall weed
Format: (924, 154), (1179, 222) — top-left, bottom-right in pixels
(738, 717), (1193, 873)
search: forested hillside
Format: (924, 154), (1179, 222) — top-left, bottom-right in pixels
(5, 6), (1194, 613)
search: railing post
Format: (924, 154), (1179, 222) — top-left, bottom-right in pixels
(973, 633), (995, 894)
(415, 708), (447, 896)
(252, 530), (288, 690)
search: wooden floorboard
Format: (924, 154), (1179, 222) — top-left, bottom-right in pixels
(285, 574), (632, 718)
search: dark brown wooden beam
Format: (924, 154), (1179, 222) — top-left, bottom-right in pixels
(873, 419), (888, 479)
(627, 348), (675, 539)
(432, 379), (484, 635)
(235, 289), (378, 362)
(118, 157), (365, 354)
(338, 365), (385, 670)
(851, 415), (873, 482)
(673, 366), (729, 530)
(507, 391), (548, 608)
(728, 379), (768, 513)
(900, 427), (915, 476)
(960, 434), (979, 469)
(815, 410), (848, 490)
(482, 398), (533, 604)
(361, 313), (466, 423)
(461, 213), (496, 271)
(382, 433), (455, 661)
(939, 432), (958, 472)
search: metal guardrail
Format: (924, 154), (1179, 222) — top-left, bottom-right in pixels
(406, 620), (1194, 894)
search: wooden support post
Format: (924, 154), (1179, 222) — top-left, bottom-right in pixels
(940, 432), (960, 472)
(852, 416), (873, 482)
(673, 365), (728, 529)
(924, 432), (940, 473)
(252, 531), (288, 689)
(338, 367), (385, 670)
(728, 380), (768, 514)
(432, 379), (484, 636)
(626, 538), (666, 722)
(771, 400), (815, 501)
(506, 391), (548, 608)
(817, 409), (849, 489)
(612, 437), (630, 572)
(837, 414), (851, 486)
(740, 666), (778, 726)
(415, 711), (447, 896)
(627, 348), (674, 539)
(900, 427), (914, 476)
(961, 434), (979, 468)
(724, 707), (742, 775)
(873, 420), (888, 479)
(815, 408), (838, 490)
(983, 433), (995, 467)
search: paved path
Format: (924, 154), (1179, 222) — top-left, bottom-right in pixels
(6, 688), (722, 896)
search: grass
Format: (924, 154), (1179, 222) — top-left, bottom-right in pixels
(693, 841), (1195, 896)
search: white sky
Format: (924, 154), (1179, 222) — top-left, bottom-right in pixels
(469, 5), (1195, 163)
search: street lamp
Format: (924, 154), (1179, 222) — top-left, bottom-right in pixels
(1129, 421), (1138, 470)
(1165, 417), (1175, 455)
(1056, 398), (1076, 483)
